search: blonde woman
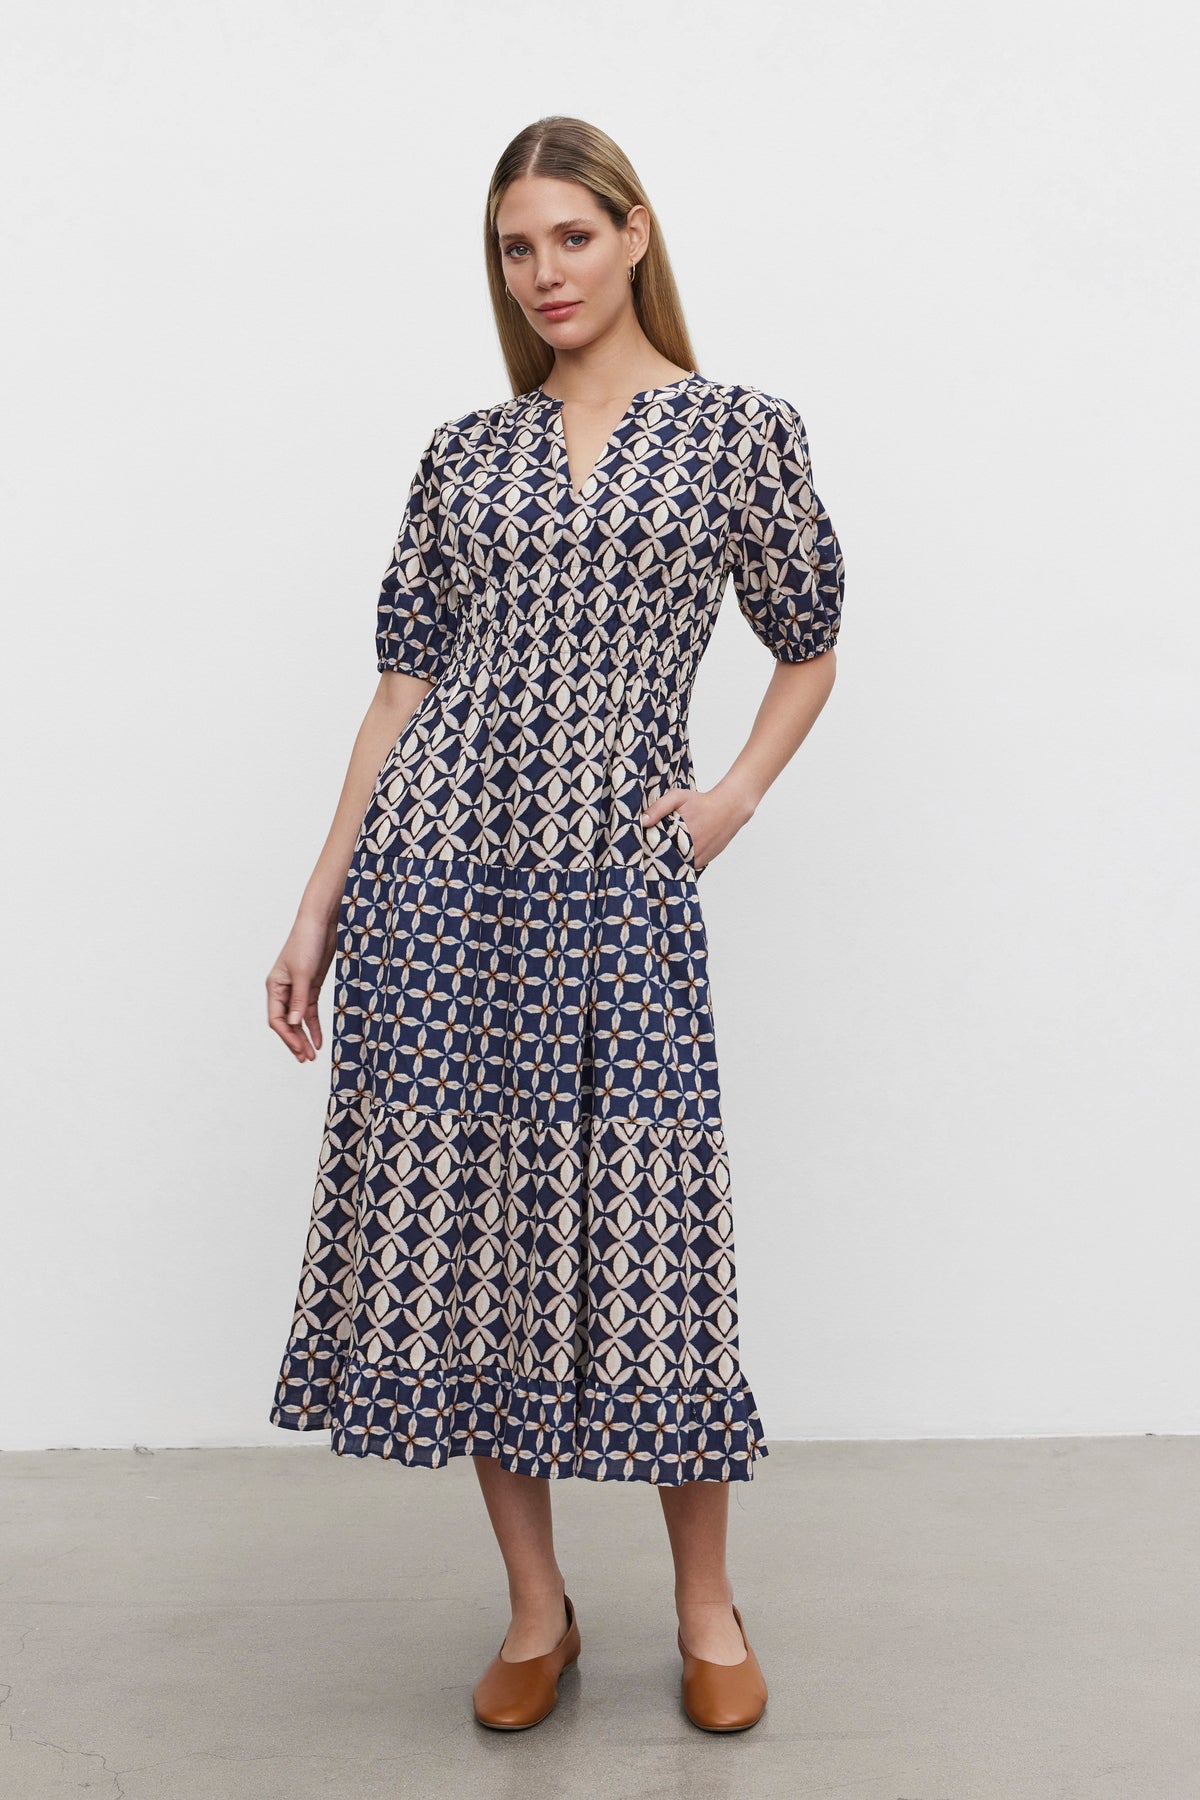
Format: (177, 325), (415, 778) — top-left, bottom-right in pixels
(267, 114), (845, 1734)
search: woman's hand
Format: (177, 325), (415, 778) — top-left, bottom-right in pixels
(641, 775), (759, 873)
(266, 911), (339, 1063)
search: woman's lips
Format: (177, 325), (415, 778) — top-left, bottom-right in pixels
(539, 301), (580, 321)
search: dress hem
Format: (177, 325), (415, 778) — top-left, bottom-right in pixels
(270, 1343), (769, 1486)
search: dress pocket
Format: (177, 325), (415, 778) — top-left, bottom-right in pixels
(671, 806), (699, 874)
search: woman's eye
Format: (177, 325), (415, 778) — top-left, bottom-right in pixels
(504, 234), (588, 259)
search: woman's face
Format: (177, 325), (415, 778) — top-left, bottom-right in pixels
(496, 175), (648, 352)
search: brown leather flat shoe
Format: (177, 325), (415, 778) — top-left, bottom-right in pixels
(472, 1592), (581, 1730)
(678, 1602), (768, 1732)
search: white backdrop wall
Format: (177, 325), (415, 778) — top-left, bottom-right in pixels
(2, 1), (1195, 1451)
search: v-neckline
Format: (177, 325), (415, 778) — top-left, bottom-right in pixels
(538, 374), (697, 502)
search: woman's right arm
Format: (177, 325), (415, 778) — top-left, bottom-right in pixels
(265, 669), (432, 1063)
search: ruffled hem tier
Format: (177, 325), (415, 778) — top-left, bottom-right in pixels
(270, 1340), (768, 1485)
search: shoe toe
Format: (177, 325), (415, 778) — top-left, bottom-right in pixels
(682, 1663), (767, 1731)
(473, 1660), (557, 1729)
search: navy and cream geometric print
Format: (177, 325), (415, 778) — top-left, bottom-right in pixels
(270, 374), (845, 1483)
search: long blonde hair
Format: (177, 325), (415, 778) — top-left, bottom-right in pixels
(484, 116), (698, 399)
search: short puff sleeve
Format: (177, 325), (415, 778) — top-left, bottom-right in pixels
(375, 420), (456, 683)
(726, 388), (845, 662)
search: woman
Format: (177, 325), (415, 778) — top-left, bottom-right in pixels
(266, 115), (844, 1735)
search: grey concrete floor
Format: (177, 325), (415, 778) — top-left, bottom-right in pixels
(1, 1436), (1197, 1799)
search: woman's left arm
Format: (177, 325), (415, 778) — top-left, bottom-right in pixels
(641, 648), (837, 870)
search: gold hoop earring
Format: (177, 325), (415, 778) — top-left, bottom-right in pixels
(628, 263), (636, 282)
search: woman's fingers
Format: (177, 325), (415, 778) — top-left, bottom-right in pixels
(640, 785), (708, 869)
(640, 784), (689, 827)
(267, 910), (338, 1063)
(286, 977), (320, 1060)
(266, 964), (319, 1062)
(303, 994), (323, 1055)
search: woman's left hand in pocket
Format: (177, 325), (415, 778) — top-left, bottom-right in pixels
(641, 777), (758, 873)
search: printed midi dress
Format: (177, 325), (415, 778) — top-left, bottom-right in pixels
(270, 372), (845, 1484)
